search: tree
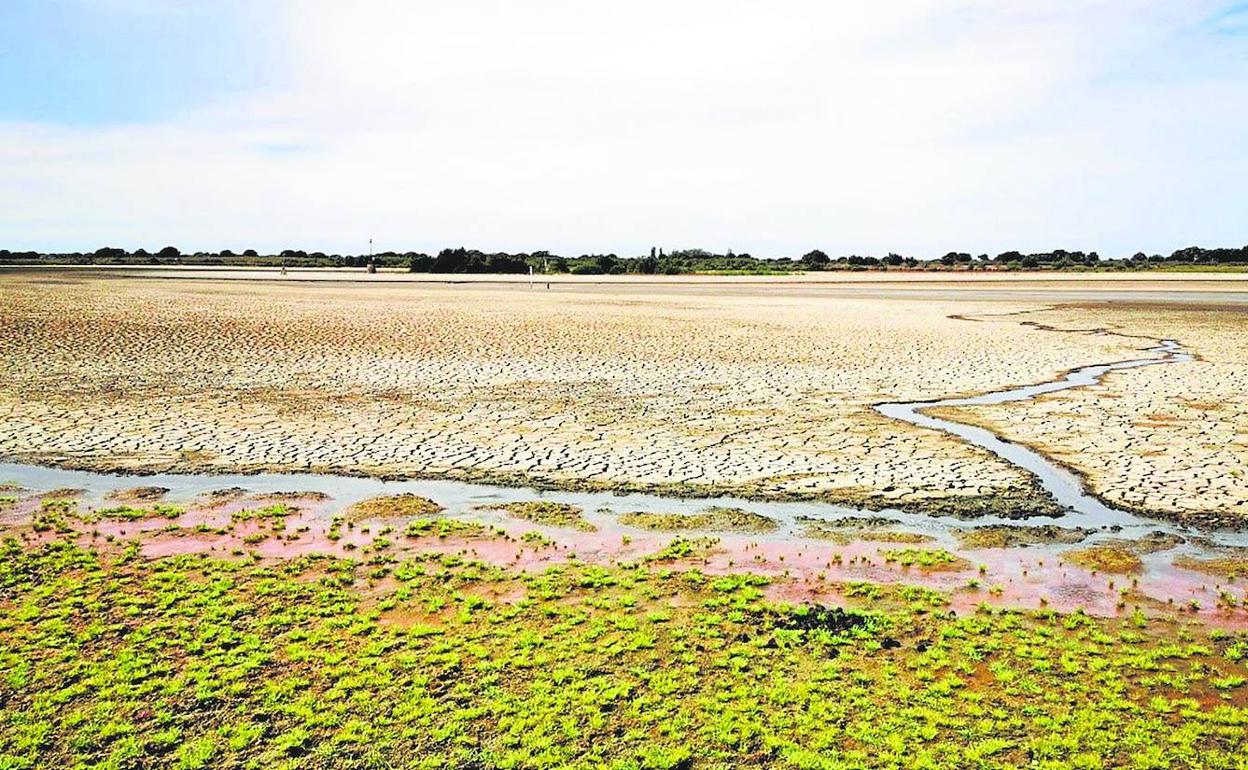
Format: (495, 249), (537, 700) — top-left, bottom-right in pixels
(243, 249), (258, 257)
(432, 248), (471, 272)
(801, 249), (830, 268)
(884, 253), (904, 266)
(157, 246), (180, 259)
(595, 253), (619, 274)
(485, 253), (527, 273)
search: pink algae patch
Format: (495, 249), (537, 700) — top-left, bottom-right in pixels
(120, 519), (1248, 627)
(12, 484), (1247, 628)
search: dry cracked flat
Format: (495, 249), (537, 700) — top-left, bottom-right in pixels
(0, 270), (1243, 523)
(933, 303), (1248, 526)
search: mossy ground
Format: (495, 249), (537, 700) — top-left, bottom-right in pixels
(619, 507), (777, 534)
(1175, 552), (1248, 581)
(347, 494), (444, 521)
(2, 533), (1246, 770)
(104, 486), (170, 503)
(954, 525), (1088, 550)
(480, 501), (597, 532)
(1065, 545), (1145, 575)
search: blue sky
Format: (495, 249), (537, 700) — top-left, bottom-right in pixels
(1, 1), (1245, 257)
(1208, 2), (1248, 33)
(0, 1), (284, 125)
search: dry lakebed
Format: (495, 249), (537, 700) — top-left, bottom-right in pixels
(1, 268), (1247, 769)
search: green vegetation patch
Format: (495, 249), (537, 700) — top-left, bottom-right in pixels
(32, 499), (77, 534)
(1065, 545), (1144, 574)
(645, 536), (722, 562)
(881, 548), (969, 570)
(0, 537), (1245, 769)
(347, 494), (444, 521)
(481, 501), (597, 532)
(404, 518), (503, 540)
(619, 507), (777, 534)
(87, 504), (186, 522)
(520, 530), (556, 548)
(231, 503), (298, 522)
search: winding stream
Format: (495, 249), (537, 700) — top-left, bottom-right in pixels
(876, 339), (1191, 529)
(874, 336), (1248, 552)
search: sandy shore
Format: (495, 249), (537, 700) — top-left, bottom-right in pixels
(1, 270), (1245, 522)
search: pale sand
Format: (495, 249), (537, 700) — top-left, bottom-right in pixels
(0, 270), (1243, 520)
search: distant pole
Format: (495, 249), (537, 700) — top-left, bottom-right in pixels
(529, 265), (534, 289)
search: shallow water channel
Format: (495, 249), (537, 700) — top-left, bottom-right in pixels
(876, 339), (1199, 531)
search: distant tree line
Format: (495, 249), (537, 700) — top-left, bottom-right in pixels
(2, 244), (1246, 273)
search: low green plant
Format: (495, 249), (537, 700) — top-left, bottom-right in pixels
(0, 532), (1244, 770)
(881, 547), (968, 570)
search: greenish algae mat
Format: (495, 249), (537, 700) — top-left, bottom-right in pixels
(1, 537), (1246, 770)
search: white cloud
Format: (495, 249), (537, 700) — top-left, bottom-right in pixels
(2, 0), (1245, 256)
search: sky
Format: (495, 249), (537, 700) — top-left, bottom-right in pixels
(1, 0), (1246, 258)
